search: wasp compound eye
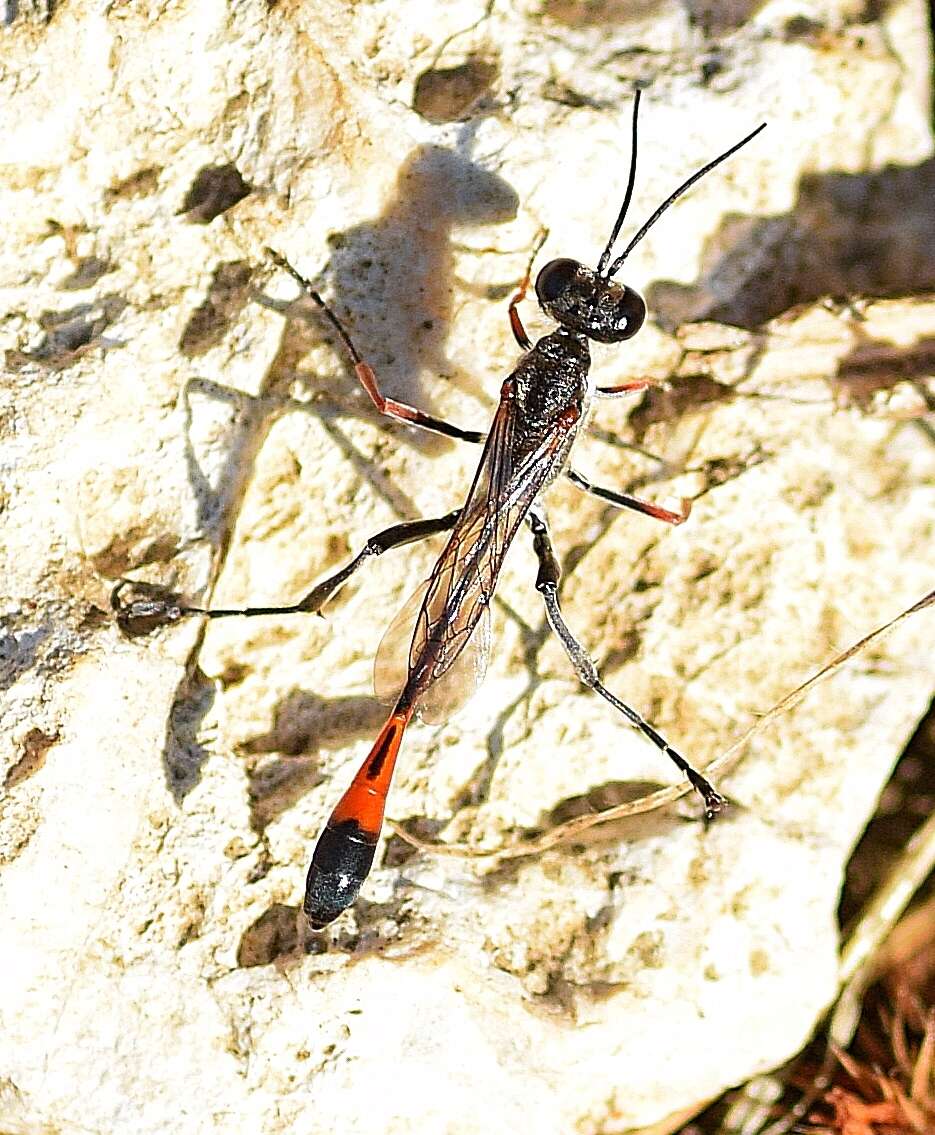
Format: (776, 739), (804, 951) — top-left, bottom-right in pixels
(604, 284), (646, 342)
(582, 280), (646, 343)
(535, 258), (580, 305)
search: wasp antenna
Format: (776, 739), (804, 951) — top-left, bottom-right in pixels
(596, 89), (643, 277)
(606, 120), (767, 279)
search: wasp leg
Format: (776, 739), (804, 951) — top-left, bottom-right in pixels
(565, 468), (690, 524)
(114, 510), (461, 636)
(594, 379), (657, 398)
(267, 248), (483, 444)
(526, 510), (726, 821)
(507, 229), (549, 350)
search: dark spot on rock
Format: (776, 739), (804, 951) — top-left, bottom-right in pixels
(179, 260), (253, 356)
(180, 163), (251, 223)
(4, 727), (60, 789)
(548, 780), (661, 825)
(237, 903), (300, 966)
(3, 0), (55, 25)
(541, 79), (611, 110)
(684, 0), (764, 33)
(79, 604), (111, 632)
(699, 55), (724, 83)
(413, 57), (498, 123)
(833, 335), (935, 412)
(164, 667), (216, 801)
(782, 14), (825, 39)
(381, 816), (448, 868)
(105, 166), (160, 203)
(5, 294), (126, 371)
(541, 0), (661, 27)
(61, 256), (113, 291)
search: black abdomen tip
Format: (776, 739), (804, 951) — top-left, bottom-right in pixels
(304, 820), (378, 929)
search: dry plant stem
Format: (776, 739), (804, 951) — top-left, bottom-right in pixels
(388, 588), (935, 861)
(801, 807), (935, 1120)
(720, 716), (935, 1135)
(716, 1077), (785, 1135)
(874, 893), (935, 973)
(838, 807), (935, 990)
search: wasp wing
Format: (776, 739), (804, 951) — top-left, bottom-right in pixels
(374, 579), (432, 709)
(374, 580), (492, 725)
(372, 387), (518, 721)
(401, 387), (575, 722)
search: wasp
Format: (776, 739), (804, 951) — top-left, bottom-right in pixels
(115, 92), (766, 927)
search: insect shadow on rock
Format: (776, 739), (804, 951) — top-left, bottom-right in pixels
(114, 140), (521, 806)
(114, 92), (766, 928)
(319, 141), (521, 417)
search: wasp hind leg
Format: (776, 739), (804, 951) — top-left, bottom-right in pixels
(526, 510), (725, 821)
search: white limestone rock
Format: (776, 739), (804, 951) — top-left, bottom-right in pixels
(1, 1), (933, 1133)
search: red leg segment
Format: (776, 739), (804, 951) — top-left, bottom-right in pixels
(268, 248), (482, 444)
(595, 378), (656, 397)
(565, 469), (691, 524)
(507, 229), (549, 351)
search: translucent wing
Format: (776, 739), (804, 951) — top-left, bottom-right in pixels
(416, 602), (490, 723)
(402, 388), (575, 715)
(372, 387), (519, 721)
(374, 580), (431, 708)
(373, 580), (491, 724)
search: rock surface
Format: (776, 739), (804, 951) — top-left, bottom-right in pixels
(1, 2), (933, 1133)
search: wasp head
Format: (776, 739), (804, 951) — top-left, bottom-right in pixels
(535, 258), (646, 344)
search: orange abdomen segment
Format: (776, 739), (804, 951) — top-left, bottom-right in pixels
(304, 709), (412, 928)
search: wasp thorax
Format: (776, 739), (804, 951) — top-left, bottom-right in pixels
(535, 258), (646, 344)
